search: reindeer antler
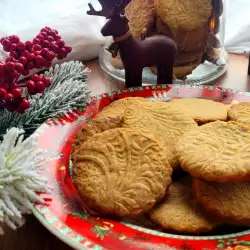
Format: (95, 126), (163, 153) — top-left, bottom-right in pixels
(87, 0), (112, 17)
(110, 0), (131, 16)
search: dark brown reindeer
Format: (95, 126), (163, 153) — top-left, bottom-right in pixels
(87, 0), (177, 88)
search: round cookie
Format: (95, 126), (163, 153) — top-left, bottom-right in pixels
(72, 116), (123, 158)
(155, 0), (212, 31)
(122, 102), (198, 168)
(95, 97), (150, 120)
(168, 98), (229, 123)
(150, 177), (220, 234)
(228, 102), (250, 126)
(177, 121), (250, 182)
(193, 178), (250, 226)
(73, 128), (172, 218)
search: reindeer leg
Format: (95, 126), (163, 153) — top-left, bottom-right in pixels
(157, 63), (173, 85)
(125, 68), (143, 88)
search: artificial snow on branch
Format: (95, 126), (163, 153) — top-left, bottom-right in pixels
(0, 127), (50, 234)
(0, 61), (91, 136)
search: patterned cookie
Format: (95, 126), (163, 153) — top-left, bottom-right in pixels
(228, 102), (250, 126)
(73, 128), (172, 218)
(71, 116), (123, 159)
(122, 102), (198, 168)
(168, 98), (229, 123)
(150, 177), (220, 234)
(125, 0), (156, 37)
(95, 97), (150, 120)
(177, 121), (250, 182)
(193, 178), (250, 226)
(156, 0), (212, 31)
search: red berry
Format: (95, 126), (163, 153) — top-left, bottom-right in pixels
(21, 50), (30, 58)
(65, 46), (72, 54)
(9, 83), (18, 91)
(10, 43), (17, 52)
(36, 81), (45, 93)
(0, 83), (9, 90)
(33, 38), (41, 45)
(43, 60), (52, 68)
(18, 99), (30, 112)
(12, 88), (22, 98)
(6, 103), (18, 112)
(33, 50), (41, 56)
(57, 54), (65, 60)
(2, 39), (11, 48)
(4, 93), (14, 102)
(5, 57), (14, 63)
(25, 41), (33, 51)
(40, 32), (48, 38)
(0, 88), (7, 97)
(35, 55), (44, 65)
(52, 29), (58, 34)
(42, 40), (50, 48)
(50, 43), (59, 53)
(17, 42), (26, 51)
(47, 36), (54, 42)
(45, 26), (52, 31)
(22, 69), (30, 76)
(40, 28), (49, 33)
(26, 80), (36, 90)
(9, 35), (20, 44)
(36, 34), (44, 41)
(46, 51), (56, 60)
(30, 74), (41, 82)
(55, 35), (61, 40)
(0, 38), (5, 45)
(15, 63), (24, 73)
(3, 45), (11, 52)
(56, 39), (65, 48)
(33, 44), (42, 51)
(19, 56), (27, 65)
(10, 51), (19, 59)
(41, 48), (49, 56)
(9, 70), (19, 79)
(26, 62), (35, 70)
(5, 62), (16, 71)
(27, 53), (35, 61)
(43, 77), (51, 87)
(59, 48), (66, 54)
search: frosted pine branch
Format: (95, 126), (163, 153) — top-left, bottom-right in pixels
(0, 127), (49, 233)
(0, 61), (91, 136)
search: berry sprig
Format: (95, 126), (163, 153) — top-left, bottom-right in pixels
(0, 26), (72, 113)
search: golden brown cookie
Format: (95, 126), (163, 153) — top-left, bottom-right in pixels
(73, 128), (172, 218)
(122, 102), (198, 168)
(95, 97), (150, 120)
(71, 116), (123, 159)
(155, 0), (212, 31)
(168, 98), (229, 123)
(228, 102), (250, 126)
(125, 0), (156, 37)
(177, 121), (250, 182)
(150, 177), (220, 234)
(193, 178), (250, 226)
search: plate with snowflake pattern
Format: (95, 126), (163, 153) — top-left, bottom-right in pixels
(32, 84), (250, 250)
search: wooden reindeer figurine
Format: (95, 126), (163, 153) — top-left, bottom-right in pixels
(87, 0), (177, 88)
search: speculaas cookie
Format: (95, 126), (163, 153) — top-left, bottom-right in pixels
(71, 116), (123, 159)
(95, 97), (150, 120)
(193, 178), (250, 226)
(177, 121), (250, 182)
(150, 177), (220, 233)
(122, 102), (198, 169)
(155, 0), (212, 31)
(228, 102), (250, 126)
(168, 98), (229, 124)
(73, 128), (172, 218)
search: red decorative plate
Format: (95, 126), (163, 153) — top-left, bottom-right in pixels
(33, 84), (250, 250)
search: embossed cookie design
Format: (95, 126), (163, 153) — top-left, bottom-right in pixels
(150, 177), (220, 233)
(123, 102), (198, 168)
(177, 121), (250, 182)
(228, 102), (250, 126)
(193, 178), (250, 226)
(73, 128), (172, 218)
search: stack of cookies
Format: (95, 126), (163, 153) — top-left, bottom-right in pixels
(72, 96), (250, 235)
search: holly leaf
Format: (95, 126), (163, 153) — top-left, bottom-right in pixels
(240, 241), (250, 246)
(228, 239), (237, 243)
(218, 239), (225, 243)
(217, 244), (225, 248)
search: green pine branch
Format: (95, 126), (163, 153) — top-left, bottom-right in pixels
(0, 61), (91, 137)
